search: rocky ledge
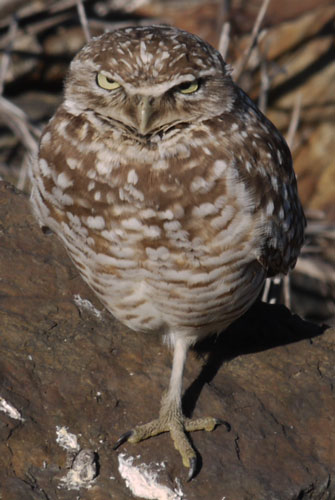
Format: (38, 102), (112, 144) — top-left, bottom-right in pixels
(0, 181), (334, 500)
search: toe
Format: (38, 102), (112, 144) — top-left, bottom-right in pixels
(184, 416), (219, 432)
(170, 425), (196, 469)
(126, 418), (169, 444)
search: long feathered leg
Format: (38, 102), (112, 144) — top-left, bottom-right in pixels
(114, 337), (225, 480)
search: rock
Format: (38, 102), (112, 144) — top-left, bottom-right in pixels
(0, 181), (334, 499)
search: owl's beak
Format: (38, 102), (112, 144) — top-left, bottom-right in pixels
(137, 96), (154, 135)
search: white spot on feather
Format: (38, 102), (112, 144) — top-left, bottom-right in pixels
(146, 246), (170, 261)
(127, 169), (139, 184)
(66, 158), (78, 170)
(96, 253), (137, 269)
(140, 208), (156, 219)
(51, 187), (73, 206)
(158, 210), (174, 220)
(213, 159), (227, 177)
(266, 200), (275, 215)
(202, 146), (212, 155)
(140, 40), (154, 64)
(192, 203), (218, 217)
(85, 215), (105, 230)
(143, 225), (161, 238)
(245, 161), (253, 173)
(210, 205), (235, 229)
(190, 176), (213, 194)
(57, 172), (73, 189)
(153, 159), (169, 170)
(164, 220), (181, 232)
(39, 158), (51, 177)
(41, 131), (51, 145)
(122, 217), (143, 230)
(160, 51), (170, 61)
(277, 149), (283, 165)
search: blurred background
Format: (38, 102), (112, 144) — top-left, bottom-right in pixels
(0, 0), (334, 324)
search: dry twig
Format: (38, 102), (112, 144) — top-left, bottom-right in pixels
(282, 94), (303, 308)
(26, 13), (73, 36)
(0, 16), (18, 94)
(218, 22), (231, 61)
(258, 60), (270, 114)
(233, 0), (271, 83)
(76, 0), (91, 42)
(0, 96), (39, 189)
(0, 96), (39, 151)
(286, 93), (302, 150)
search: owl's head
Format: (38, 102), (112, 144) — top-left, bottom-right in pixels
(64, 26), (236, 139)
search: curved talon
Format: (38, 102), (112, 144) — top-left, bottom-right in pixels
(187, 456), (197, 482)
(113, 430), (133, 450)
(216, 418), (231, 432)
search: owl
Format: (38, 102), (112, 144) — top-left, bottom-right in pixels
(31, 25), (305, 479)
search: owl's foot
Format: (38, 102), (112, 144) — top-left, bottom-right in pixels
(113, 406), (229, 480)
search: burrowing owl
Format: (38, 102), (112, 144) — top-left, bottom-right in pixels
(31, 25), (305, 479)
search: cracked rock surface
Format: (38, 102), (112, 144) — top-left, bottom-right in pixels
(0, 180), (334, 499)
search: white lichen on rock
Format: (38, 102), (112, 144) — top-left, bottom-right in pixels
(56, 426), (97, 490)
(0, 396), (24, 421)
(56, 426), (80, 452)
(118, 453), (185, 500)
(73, 294), (103, 318)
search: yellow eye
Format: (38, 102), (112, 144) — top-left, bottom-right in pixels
(178, 81), (199, 94)
(97, 73), (121, 90)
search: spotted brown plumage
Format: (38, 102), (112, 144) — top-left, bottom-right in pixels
(31, 25), (305, 479)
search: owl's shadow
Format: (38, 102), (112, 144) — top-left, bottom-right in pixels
(182, 300), (327, 418)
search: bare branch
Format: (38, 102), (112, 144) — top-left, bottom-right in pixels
(49, 0), (82, 12)
(258, 60), (270, 114)
(261, 277), (271, 302)
(281, 94), (303, 307)
(26, 13), (73, 36)
(17, 151), (31, 191)
(233, 0), (271, 83)
(76, 0), (91, 42)
(0, 16), (18, 95)
(0, 0), (27, 22)
(294, 257), (334, 284)
(283, 275), (291, 308)
(0, 96), (39, 155)
(286, 93), (302, 150)
(218, 22), (231, 61)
